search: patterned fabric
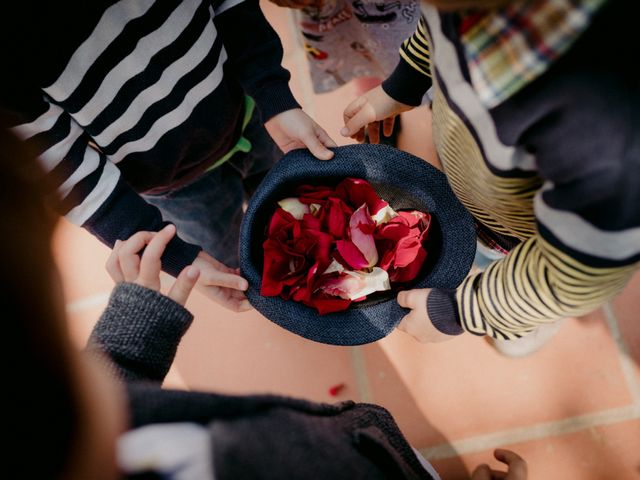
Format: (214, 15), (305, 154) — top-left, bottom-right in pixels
(118, 423), (214, 480)
(386, 0), (640, 340)
(297, 0), (421, 94)
(461, 0), (607, 108)
(399, 16), (431, 76)
(5, 0), (299, 278)
(431, 82), (634, 340)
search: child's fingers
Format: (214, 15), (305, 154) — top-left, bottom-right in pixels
(302, 131), (334, 161)
(494, 449), (527, 477)
(397, 289), (423, 309)
(106, 240), (125, 283)
(315, 125), (338, 149)
(201, 269), (249, 291)
(470, 464), (492, 480)
(341, 97), (372, 137)
(117, 231), (155, 282)
(341, 106), (373, 138)
(383, 116), (395, 137)
(168, 266), (200, 306)
(367, 121), (380, 144)
(137, 225), (176, 289)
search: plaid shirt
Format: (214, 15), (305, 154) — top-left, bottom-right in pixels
(461, 0), (607, 108)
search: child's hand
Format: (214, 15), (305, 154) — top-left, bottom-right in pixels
(471, 449), (528, 480)
(341, 85), (413, 143)
(192, 250), (253, 312)
(396, 289), (452, 343)
(265, 108), (337, 160)
(106, 225), (200, 306)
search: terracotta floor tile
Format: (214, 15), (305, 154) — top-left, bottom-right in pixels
(431, 419), (640, 480)
(173, 290), (358, 402)
(613, 270), (640, 369)
(370, 311), (634, 446)
(54, 219), (113, 303)
(312, 86), (360, 147)
(360, 343), (470, 476)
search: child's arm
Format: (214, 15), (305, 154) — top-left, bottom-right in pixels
(7, 99), (201, 278)
(381, 16), (433, 107)
(341, 17), (432, 142)
(87, 226), (200, 383)
(7, 96), (249, 311)
(398, 73), (640, 342)
(213, 0), (335, 159)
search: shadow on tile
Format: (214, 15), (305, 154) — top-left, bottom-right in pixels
(362, 343), (470, 477)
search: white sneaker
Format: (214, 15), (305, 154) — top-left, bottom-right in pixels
(491, 320), (566, 358)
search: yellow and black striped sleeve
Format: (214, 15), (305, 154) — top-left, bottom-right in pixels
(456, 235), (637, 340)
(381, 17), (433, 106)
(399, 16), (432, 77)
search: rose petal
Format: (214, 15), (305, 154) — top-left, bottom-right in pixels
(301, 212), (322, 231)
(268, 208), (297, 236)
(310, 295), (352, 315)
(389, 247), (427, 283)
(398, 210), (430, 229)
(393, 236), (424, 268)
(336, 178), (389, 215)
(324, 197), (350, 238)
(349, 204), (378, 267)
(336, 240), (370, 270)
(371, 204), (398, 225)
(322, 258), (345, 275)
(261, 238), (305, 296)
(278, 198), (310, 220)
(296, 185), (335, 203)
(318, 267), (390, 300)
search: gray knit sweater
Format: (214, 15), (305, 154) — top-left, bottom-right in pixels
(87, 283), (433, 480)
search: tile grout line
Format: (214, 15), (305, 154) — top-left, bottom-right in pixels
(602, 302), (640, 405)
(349, 346), (374, 403)
(66, 291), (111, 313)
(419, 404), (640, 460)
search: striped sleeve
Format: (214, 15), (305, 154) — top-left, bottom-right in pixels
(454, 150), (640, 339)
(10, 98), (201, 277)
(381, 17), (433, 107)
(399, 17), (432, 77)
(456, 235), (637, 340)
(213, 0), (299, 121)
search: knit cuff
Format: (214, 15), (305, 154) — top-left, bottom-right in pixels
(427, 289), (463, 336)
(381, 58), (432, 107)
(88, 283), (194, 382)
(252, 80), (301, 123)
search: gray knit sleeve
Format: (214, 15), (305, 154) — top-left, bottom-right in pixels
(87, 282), (193, 383)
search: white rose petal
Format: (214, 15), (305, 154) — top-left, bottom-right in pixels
(278, 197), (310, 220)
(371, 205), (398, 225)
(322, 259), (345, 275)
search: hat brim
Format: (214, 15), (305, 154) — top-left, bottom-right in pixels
(239, 144), (476, 346)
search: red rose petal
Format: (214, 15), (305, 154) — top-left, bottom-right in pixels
(336, 240), (370, 270)
(336, 178), (389, 215)
(328, 383), (345, 396)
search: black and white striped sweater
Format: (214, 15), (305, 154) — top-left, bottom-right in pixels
(1, 0), (299, 276)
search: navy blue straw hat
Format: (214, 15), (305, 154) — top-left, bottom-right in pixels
(239, 144), (476, 346)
